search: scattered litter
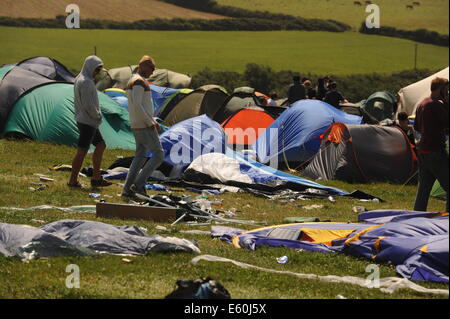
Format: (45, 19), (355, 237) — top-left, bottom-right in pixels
(145, 183), (170, 191)
(336, 295), (347, 299)
(305, 188), (328, 196)
(165, 277), (231, 299)
(276, 256), (289, 264)
(283, 217), (320, 223)
(372, 198), (380, 203)
(302, 204), (324, 210)
(155, 225), (168, 231)
(353, 206), (367, 213)
(328, 196), (336, 203)
(49, 164), (72, 171)
(39, 176), (54, 182)
(29, 183), (49, 191)
(225, 212), (235, 218)
(122, 258), (132, 263)
(89, 193), (101, 198)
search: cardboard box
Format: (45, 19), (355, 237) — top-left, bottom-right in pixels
(96, 202), (177, 222)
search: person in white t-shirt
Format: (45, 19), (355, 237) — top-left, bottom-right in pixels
(122, 55), (164, 197)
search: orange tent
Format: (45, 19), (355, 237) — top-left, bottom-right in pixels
(222, 108), (275, 146)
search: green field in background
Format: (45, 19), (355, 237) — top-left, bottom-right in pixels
(0, 27), (448, 75)
(217, 0), (450, 34)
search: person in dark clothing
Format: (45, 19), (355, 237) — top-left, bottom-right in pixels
(287, 75), (306, 105)
(324, 82), (346, 109)
(316, 78), (327, 100)
(413, 77), (449, 212)
(303, 80), (317, 99)
(395, 112), (415, 146)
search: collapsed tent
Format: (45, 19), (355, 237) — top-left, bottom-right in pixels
(161, 85), (229, 126)
(213, 210), (449, 283)
(0, 57), (75, 131)
(360, 91), (397, 122)
(183, 152), (348, 195)
(2, 83), (135, 150)
(96, 65), (192, 91)
(252, 100), (362, 166)
(221, 108), (275, 146)
(397, 67), (449, 116)
(0, 219), (200, 260)
(303, 123), (417, 183)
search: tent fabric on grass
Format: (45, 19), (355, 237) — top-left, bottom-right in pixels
(0, 219), (200, 260)
(213, 210), (449, 283)
(2, 83), (136, 150)
(303, 123), (417, 183)
(222, 108), (275, 146)
(252, 100), (362, 166)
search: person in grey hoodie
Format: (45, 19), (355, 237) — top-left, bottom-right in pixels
(68, 55), (112, 188)
(121, 55), (164, 197)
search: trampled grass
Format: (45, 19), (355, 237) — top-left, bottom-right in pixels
(217, 0), (450, 34)
(0, 138), (448, 299)
(0, 27), (448, 76)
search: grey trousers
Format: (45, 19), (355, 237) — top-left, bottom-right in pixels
(414, 149), (449, 212)
(123, 127), (164, 193)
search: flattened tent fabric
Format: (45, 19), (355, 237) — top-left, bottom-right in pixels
(2, 83), (136, 150)
(252, 100), (362, 166)
(96, 65), (192, 91)
(397, 67), (449, 116)
(360, 91), (397, 121)
(303, 123), (417, 183)
(213, 210), (449, 283)
(0, 57), (76, 131)
(183, 151), (348, 195)
(0, 219), (200, 259)
(161, 86), (229, 126)
(222, 108), (275, 146)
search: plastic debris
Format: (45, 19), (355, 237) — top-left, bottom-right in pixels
(122, 258), (132, 263)
(372, 198), (380, 203)
(328, 196), (336, 203)
(31, 219), (46, 224)
(89, 193), (101, 198)
(155, 225), (168, 231)
(303, 204), (324, 210)
(336, 294), (347, 299)
(276, 256), (289, 264)
(353, 206), (367, 213)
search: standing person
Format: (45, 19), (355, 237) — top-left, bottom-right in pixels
(287, 75), (306, 105)
(413, 77), (449, 212)
(68, 56), (112, 188)
(267, 91), (278, 106)
(324, 82), (347, 109)
(122, 55), (164, 197)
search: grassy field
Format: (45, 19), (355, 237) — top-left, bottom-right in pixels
(0, 27), (448, 76)
(0, 0), (225, 21)
(217, 0), (450, 34)
(0, 138), (448, 299)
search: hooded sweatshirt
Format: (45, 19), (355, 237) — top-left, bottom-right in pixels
(74, 56), (103, 128)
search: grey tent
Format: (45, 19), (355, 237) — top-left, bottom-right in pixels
(96, 65), (192, 91)
(303, 123), (417, 183)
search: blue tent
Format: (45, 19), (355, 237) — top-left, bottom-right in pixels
(213, 210), (449, 283)
(252, 100), (362, 165)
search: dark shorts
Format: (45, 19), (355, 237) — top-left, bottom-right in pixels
(76, 122), (105, 150)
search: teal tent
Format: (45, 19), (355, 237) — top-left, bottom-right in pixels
(360, 91), (397, 121)
(2, 83), (135, 150)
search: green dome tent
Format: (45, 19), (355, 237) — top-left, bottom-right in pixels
(2, 83), (135, 150)
(360, 91), (397, 122)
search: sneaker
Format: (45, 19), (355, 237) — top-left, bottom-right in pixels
(91, 179), (113, 187)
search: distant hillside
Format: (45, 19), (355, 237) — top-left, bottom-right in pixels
(0, 0), (226, 21)
(216, 0), (449, 34)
